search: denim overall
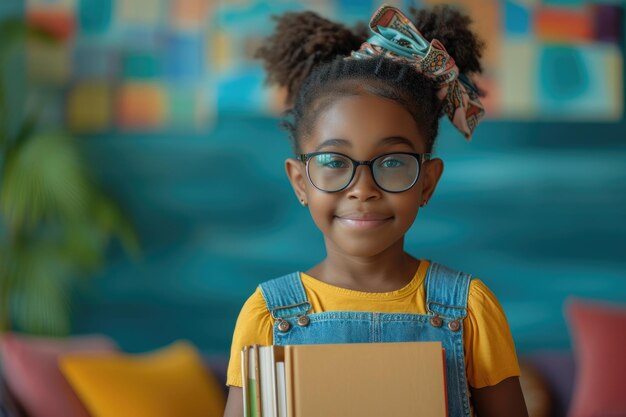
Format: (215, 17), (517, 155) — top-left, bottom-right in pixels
(259, 262), (473, 417)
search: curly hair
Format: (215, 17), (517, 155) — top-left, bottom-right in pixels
(255, 5), (485, 153)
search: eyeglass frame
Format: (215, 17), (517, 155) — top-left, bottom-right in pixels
(297, 151), (432, 193)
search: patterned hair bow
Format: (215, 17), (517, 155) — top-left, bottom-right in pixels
(348, 4), (485, 140)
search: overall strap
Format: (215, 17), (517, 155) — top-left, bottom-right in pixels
(259, 272), (312, 320)
(425, 262), (472, 319)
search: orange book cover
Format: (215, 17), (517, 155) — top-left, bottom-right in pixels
(284, 341), (447, 417)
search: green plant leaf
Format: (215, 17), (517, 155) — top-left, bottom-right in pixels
(0, 132), (90, 231)
(60, 220), (107, 273)
(90, 193), (141, 260)
(0, 243), (16, 332)
(9, 241), (72, 336)
(10, 108), (39, 153)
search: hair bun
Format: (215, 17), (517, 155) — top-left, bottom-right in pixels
(409, 4), (485, 75)
(255, 11), (366, 104)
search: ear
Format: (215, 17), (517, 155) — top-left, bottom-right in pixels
(421, 158), (444, 203)
(285, 158), (308, 204)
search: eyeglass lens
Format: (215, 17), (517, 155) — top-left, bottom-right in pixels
(307, 153), (419, 192)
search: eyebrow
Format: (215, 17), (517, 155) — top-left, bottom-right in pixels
(315, 136), (416, 152)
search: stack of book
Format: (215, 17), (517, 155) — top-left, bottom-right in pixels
(241, 341), (448, 417)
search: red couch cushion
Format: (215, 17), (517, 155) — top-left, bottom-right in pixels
(566, 298), (626, 417)
(0, 332), (118, 417)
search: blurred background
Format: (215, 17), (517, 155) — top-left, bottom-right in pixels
(0, 0), (624, 361)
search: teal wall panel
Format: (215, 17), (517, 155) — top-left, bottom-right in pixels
(70, 117), (626, 355)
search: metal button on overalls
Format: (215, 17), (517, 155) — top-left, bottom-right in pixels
(277, 319), (291, 332)
(430, 316), (443, 327)
(296, 315), (310, 327)
(448, 320), (461, 332)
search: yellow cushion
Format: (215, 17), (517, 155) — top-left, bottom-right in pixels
(59, 340), (225, 417)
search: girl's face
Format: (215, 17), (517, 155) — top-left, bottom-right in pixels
(285, 93), (444, 258)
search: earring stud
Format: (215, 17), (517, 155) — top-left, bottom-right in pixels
(300, 199), (308, 207)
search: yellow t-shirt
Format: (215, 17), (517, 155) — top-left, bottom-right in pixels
(226, 259), (521, 389)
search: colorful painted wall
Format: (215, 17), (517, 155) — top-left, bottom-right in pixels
(23, 0), (624, 134)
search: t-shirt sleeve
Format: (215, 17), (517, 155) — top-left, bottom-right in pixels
(463, 279), (521, 389)
(226, 287), (274, 387)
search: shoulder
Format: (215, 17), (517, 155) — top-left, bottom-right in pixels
(467, 278), (506, 315)
(231, 287), (274, 344)
(464, 278), (514, 346)
(237, 287), (271, 320)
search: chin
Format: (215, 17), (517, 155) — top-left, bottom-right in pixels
(332, 239), (396, 258)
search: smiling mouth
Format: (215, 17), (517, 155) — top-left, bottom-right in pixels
(335, 216), (393, 229)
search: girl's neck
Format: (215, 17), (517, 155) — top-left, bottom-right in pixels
(305, 238), (420, 293)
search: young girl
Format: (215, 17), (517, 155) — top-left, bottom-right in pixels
(223, 4), (528, 417)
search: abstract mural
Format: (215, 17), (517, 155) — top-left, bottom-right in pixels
(23, 0), (624, 134)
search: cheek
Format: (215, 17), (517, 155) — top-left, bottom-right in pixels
(306, 190), (337, 225)
(390, 192), (421, 223)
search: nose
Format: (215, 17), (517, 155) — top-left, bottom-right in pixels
(346, 165), (382, 201)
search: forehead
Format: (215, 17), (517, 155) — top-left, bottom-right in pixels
(304, 94), (427, 154)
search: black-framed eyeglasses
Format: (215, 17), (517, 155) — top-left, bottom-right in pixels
(297, 151), (432, 193)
